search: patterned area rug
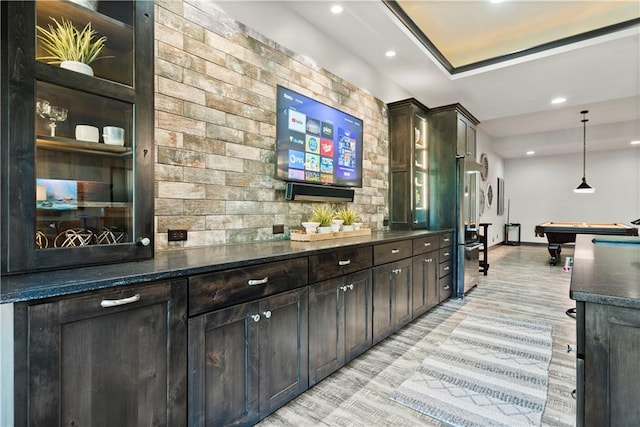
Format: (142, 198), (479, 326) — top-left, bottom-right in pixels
(390, 311), (553, 426)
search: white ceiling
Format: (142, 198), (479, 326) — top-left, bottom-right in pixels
(213, 1), (640, 159)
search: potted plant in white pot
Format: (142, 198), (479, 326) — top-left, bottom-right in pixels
(36, 17), (108, 76)
(309, 205), (335, 234)
(335, 207), (361, 232)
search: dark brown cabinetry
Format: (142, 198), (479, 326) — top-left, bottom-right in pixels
(372, 258), (412, 344)
(309, 269), (373, 385)
(438, 233), (454, 302)
(427, 105), (479, 231)
(1, 0), (154, 274)
(188, 284), (309, 425)
(576, 301), (640, 426)
(387, 99), (429, 229)
(411, 235), (440, 317)
(15, 280), (187, 427)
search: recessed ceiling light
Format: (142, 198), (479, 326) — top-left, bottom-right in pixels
(631, 140), (640, 145)
(330, 5), (343, 14)
(385, 50), (396, 58)
(526, 151), (535, 155)
(551, 97), (567, 104)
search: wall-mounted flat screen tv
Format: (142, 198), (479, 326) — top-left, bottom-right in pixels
(275, 85), (363, 188)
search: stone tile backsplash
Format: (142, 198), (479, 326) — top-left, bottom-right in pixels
(154, 1), (389, 250)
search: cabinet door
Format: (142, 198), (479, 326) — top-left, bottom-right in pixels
(343, 269), (373, 362)
(373, 259), (412, 344)
(394, 258), (412, 329)
(412, 252), (438, 317)
(373, 264), (394, 344)
(259, 288), (309, 416)
(2, 0), (154, 274)
(22, 280), (187, 427)
(584, 303), (640, 426)
(309, 277), (345, 386)
(188, 301), (260, 427)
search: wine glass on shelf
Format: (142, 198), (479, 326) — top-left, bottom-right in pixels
(36, 99), (68, 137)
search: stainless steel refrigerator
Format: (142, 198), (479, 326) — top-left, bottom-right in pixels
(455, 156), (482, 297)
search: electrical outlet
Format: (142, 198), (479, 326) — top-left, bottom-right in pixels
(273, 224), (285, 234)
(168, 229), (188, 241)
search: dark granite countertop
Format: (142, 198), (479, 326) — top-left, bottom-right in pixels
(570, 234), (640, 309)
(1, 229), (448, 304)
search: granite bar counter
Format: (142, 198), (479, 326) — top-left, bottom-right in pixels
(1, 229), (444, 304)
(570, 234), (640, 309)
(570, 233), (640, 427)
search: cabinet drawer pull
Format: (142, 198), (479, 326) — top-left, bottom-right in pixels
(340, 285), (348, 292)
(100, 294), (140, 308)
(444, 266), (450, 271)
(424, 258), (432, 263)
(391, 249), (400, 254)
(443, 252), (450, 256)
(443, 238), (450, 242)
(251, 314), (261, 322)
(424, 242), (431, 247)
(263, 310), (272, 319)
(443, 285), (450, 290)
(392, 268), (402, 274)
(338, 259), (351, 266)
(248, 277), (269, 286)
(347, 284), (354, 291)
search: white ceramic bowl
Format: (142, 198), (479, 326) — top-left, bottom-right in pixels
(301, 222), (320, 233)
(75, 125), (99, 142)
(103, 126), (125, 146)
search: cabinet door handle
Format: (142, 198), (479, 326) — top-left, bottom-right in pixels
(338, 259), (351, 266)
(443, 285), (450, 290)
(444, 266), (450, 271)
(424, 242), (431, 247)
(348, 284), (354, 290)
(443, 252), (450, 256)
(424, 258), (432, 263)
(391, 249), (400, 254)
(262, 310), (272, 319)
(340, 285), (348, 292)
(100, 294), (140, 308)
(251, 314), (261, 322)
(248, 277), (268, 286)
(392, 268), (402, 274)
(443, 238), (450, 242)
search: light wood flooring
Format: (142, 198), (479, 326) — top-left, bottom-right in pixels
(257, 244), (577, 427)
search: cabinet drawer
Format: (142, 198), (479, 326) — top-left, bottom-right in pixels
(439, 233), (453, 248)
(413, 235), (439, 255)
(374, 240), (413, 266)
(440, 274), (453, 302)
(439, 247), (452, 262)
(309, 246), (372, 283)
(439, 260), (452, 278)
(188, 257), (308, 315)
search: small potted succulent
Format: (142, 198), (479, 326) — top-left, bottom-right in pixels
(335, 207), (361, 231)
(36, 17), (108, 76)
(308, 205), (335, 234)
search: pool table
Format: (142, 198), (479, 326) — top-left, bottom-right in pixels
(534, 221), (638, 265)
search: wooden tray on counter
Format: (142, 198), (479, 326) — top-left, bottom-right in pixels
(290, 227), (371, 242)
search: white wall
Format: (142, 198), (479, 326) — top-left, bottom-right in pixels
(504, 147), (640, 243)
(476, 128), (506, 246)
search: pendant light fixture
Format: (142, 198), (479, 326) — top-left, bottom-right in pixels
(573, 110), (595, 194)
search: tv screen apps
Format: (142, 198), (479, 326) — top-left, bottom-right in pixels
(276, 86), (363, 187)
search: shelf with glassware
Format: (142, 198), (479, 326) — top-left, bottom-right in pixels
(388, 98), (430, 230)
(1, 0), (153, 273)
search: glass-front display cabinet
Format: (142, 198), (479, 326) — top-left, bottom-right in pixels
(388, 98), (429, 230)
(1, 1), (154, 274)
